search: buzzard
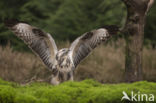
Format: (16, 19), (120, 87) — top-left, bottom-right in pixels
(5, 20), (119, 85)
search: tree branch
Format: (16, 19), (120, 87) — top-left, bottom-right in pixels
(146, 0), (154, 14)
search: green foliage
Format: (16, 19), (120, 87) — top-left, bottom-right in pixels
(0, 0), (126, 51)
(0, 0), (155, 50)
(47, 0), (126, 41)
(0, 78), (156, 103)
(145, 3), (156, 47)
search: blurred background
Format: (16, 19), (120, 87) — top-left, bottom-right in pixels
(0, 0), (155, 84)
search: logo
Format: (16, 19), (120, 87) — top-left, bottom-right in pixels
(121, 91), (154, 102)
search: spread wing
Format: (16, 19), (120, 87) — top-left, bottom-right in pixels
(69, 28), (111, 68)
(5, 20), (58, 70)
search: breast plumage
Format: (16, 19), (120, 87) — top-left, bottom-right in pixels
(5, 19), (119, 85)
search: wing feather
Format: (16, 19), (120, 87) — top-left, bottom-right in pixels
(69, 28), (110, 68)
(5, 20), (58, 70)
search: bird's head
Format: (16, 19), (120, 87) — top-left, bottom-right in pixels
(102, 25), (119, 36)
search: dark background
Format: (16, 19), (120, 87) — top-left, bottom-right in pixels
(0, 0), (155, 51)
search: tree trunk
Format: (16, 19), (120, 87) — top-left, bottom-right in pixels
(121, 0), (154, 82)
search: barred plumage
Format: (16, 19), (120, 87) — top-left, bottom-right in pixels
(5, 19), (119, 85)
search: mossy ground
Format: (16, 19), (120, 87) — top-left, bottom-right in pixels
(0, 79), (156, 103)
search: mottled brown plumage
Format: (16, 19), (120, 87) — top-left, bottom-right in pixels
(5, 20), (119, 85)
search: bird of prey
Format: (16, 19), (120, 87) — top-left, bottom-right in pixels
(5, 20), (119, 85)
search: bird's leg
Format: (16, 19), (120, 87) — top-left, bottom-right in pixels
(68, 71), (74, 81)
(50, 71), (74, 85)
(50, 74), (60, 85)
(69, 71), (74, 81)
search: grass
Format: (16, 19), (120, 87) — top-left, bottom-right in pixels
(0, 78), (156, 103)
(0, 39), (156, 84)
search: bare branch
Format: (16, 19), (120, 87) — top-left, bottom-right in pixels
(146, 0), (154, 14)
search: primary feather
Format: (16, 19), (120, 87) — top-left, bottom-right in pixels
(5, 20), (58, 70)
(5, 19), (119, 85)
